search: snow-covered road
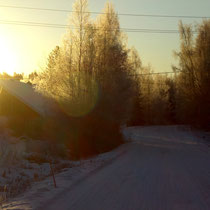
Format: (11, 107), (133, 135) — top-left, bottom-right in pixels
(39, 126), (210, 210)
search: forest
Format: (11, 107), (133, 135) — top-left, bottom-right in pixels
(26, 0), (210, 158)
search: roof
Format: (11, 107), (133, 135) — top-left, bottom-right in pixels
(0, 79), (48, 116)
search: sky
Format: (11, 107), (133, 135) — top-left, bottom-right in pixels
(0, 0), (209, 75)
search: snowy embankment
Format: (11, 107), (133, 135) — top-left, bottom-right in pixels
(1, 133), (126, 210)
(0, 130), (71, 203)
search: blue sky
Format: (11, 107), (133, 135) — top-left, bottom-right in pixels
(0, 0), (209, 75)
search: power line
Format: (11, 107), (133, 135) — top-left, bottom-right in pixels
(0, 19), (199, 34)
(0, 4), (209, 19)
(0, 19), (67, 29)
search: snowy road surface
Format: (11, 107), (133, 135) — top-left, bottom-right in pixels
(39, 126), (210, 210)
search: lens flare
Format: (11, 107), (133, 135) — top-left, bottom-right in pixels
(58, 74), (100, 117)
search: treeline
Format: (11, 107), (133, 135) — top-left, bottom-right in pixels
(173, 21), (210, 128)
(34, 0), (140, 158)
(33, 0), (210, 158)
(0, 72), (23, 80)
(129, 20), (210, 129)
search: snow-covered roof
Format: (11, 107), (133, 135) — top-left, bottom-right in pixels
(0, 79), (47, 116)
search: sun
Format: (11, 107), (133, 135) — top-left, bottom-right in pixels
(0, 35), (19, 76)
